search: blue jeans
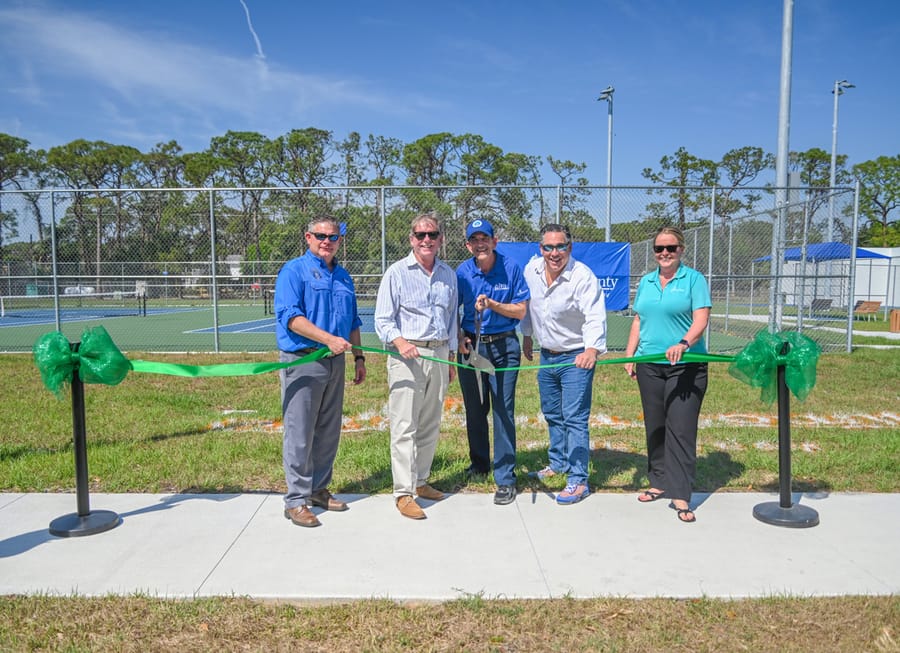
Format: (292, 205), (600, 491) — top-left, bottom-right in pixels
(458, 335), (520, 486)
(537, 348), (594, 486)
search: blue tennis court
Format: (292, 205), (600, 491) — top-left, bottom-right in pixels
(190, 308), (377, 334)
(0, 305), (205, 329)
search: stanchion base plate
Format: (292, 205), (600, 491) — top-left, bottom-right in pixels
(49, 510), (121, 538)
(753, 502), (819, 528)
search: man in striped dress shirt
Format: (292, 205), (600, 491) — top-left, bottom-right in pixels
(374, 213), (459, 520)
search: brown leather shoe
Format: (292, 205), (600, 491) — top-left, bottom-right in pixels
(309, 489), (348, 512)
(415, 484), (445, 501)
(396, 495), (426, 520)
(283, 505), (321, 528)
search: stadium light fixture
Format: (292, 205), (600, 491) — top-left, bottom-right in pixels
(597, 86), (615, 242)
(827, 79), (854, 243)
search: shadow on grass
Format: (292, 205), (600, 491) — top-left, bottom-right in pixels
(0, 426), (222, 464)
(756, 478), (833, 494)
(346, 447), (753, 500)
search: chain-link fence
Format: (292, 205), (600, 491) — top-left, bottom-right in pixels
(0, 184), (869, 354)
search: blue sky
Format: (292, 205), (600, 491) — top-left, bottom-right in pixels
(1, 0), (898, 186)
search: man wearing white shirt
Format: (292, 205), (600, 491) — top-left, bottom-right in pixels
(521, 224), (607, 505)
(374, 213), (459, 520)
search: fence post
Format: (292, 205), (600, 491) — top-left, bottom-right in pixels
(209, 189), (220, 353)
(380, 186), (386, 274)
(845, 182), (861, 353)
(707, 188), (716, 351)
(50, 191), (62, 332)
(556, 185), (562, 222)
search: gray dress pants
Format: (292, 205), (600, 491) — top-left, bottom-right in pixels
(280, 351), (346, 509)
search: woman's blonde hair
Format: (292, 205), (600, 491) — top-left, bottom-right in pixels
(655, 225), (685, 249)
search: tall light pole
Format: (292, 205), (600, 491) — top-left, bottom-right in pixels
(828, 79), (854, 243)
(597, 85), (614, 242)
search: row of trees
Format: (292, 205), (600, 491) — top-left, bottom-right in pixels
(0, 129), (897, 276)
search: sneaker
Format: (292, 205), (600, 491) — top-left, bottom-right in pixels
(556, 483), (590, 505)
(528, 465), (557, 480)
(493, 485), (517, 505)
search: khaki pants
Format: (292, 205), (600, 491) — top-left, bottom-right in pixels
(387, 343), (449, 497)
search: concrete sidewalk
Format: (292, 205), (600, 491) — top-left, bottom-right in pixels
(1, 491), (897, 601)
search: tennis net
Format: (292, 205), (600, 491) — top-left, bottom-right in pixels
(0, 291), (145, 320)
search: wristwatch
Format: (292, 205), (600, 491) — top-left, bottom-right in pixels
(678, 339), (690, 348)
(354, 354), (366, 362)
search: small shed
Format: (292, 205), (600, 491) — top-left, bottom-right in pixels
(754, 242), (891, 310)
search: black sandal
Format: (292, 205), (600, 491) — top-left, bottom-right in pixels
(669, 502), (696, 523)
(637, 489), (665, 503)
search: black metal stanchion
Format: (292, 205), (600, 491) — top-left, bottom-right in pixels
(49, 342), (121, 537)
(753, 341), (820, 528)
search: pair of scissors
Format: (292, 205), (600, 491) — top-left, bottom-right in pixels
(464, 309), (496, 403)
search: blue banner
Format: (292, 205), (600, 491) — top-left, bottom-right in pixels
(497, 242), (631, 311)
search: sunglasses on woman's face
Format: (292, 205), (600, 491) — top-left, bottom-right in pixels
(653, 244), (679, 253)
(310, 232), (340, 242)
(413, 231), (441, 241)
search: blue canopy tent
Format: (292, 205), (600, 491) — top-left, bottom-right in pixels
(753, 242), (890, 317)
(753, 241), (890, 264)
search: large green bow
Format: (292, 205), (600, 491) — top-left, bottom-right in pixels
(728, 330), (821, 404)
(33, 326), (133, 397)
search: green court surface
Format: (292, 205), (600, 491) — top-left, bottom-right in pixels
(1, 303), (751, 355)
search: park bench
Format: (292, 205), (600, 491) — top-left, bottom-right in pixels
(853, 300), (881, 321)
(809, 298), (832, 315)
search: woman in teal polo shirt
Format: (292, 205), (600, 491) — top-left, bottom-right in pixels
(624, 226), (711, 523)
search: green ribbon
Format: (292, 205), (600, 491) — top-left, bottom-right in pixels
(130, 348), (330, 377)
(129, 346), (487, 377)
(33, 326), (133, 397)
(727, 330), (821, 404)
(497, 352), (735, 372)
(33, 328), (818, 406)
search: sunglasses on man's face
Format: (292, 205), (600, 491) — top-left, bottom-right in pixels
(413, 231), (441, 241)
(310, 232), (340, 242)
(653, 244), (679, 253)
(541, 243), (569, 253)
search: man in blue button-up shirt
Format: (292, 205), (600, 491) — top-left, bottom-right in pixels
(274, 217), (366, 528)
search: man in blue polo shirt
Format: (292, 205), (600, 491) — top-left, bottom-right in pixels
(456, 219), (530, 505)
(274, 216), (366, 528)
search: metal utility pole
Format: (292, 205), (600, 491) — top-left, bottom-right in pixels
(828, 79), (854, 243)
(769, 0), (794, 334)
(597, 86), (614, 242)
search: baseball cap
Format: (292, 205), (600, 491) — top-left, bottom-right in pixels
(466, 219), (494, 239)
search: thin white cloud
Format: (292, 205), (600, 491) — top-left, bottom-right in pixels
(0, 3), (430, 136)
(6, 60), (44, 107)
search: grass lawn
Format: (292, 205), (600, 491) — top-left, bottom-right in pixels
(1, 347), (898, 651)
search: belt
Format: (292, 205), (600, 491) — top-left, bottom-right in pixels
(293, 346), (320, 356)
(406, 339), (447, 348)
(541, 347), (581, 356)
(465, 330), (516, 344)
